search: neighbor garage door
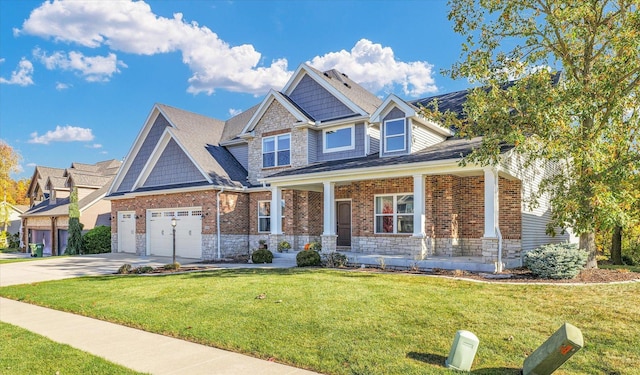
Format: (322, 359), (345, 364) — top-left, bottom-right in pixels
(147, 207), (202, 259)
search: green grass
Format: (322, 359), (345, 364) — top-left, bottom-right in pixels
(0, 322), (145, 375)
(1, 269), (639, 375)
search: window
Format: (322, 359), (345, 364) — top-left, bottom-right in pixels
(323, 125), (354, 153)
(384, 119), (406, 152)
(374, 194), (414, 234)
(263, 134), (290, 168)
(258, 200), (285, 232)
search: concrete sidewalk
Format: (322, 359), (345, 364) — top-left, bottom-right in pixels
(0, 297), (319, 375)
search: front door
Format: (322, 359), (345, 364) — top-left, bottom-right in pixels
(336, 201), (351, 247)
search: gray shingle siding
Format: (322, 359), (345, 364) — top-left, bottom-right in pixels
(116, 114), (170, 192)
(308, 129), (319, 163)
(381, 108), (408, 157)
(289, 75), (355, 121)
(226, 144), (249, 171)
(369, 126), (380, 154)
(144, 138), (205, 187)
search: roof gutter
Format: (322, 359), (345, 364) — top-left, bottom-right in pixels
(104, 184), (247, 200)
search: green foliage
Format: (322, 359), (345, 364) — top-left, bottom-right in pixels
(0, 230), (7, 248)
(81, 225), (111, 254)
(322, 251), (348, 268)
(66, 188), (83, 255)
(163, 262), (181, 270)
(251, 249), (273, 263)
(7, 232), (20, 248)
(524, 243), (588, 279)
(277, 240), (291, 252)
(117, 264), (132, 274)
(296, 250), (321, 267)
(132, 266), (154, 274)
(441, 0), (640, 266)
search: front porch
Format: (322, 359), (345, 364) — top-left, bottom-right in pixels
(273, 250), (522, 272)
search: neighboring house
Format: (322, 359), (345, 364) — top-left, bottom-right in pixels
(106, 63), (572, 270)
(21, 160), (122, 255)
(1, 202), (28, 235)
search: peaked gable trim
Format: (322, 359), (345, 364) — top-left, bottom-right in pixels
(371, 94), (453, 137)
(282, 64), (368, 118)
(239, 89), (313, 136)
(131, 128), (212, 191)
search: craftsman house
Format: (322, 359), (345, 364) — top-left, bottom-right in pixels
(21, 160), (121, 255)
(106, 63), (572, 270)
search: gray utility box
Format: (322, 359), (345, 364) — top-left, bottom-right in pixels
(445, 330), (479, 372)
(523, 322), (583, 375)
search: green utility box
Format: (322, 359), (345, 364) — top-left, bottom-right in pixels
(30, 243), (44, 257)
(445, 330), (479, 372)
(523, 323), (583, 375)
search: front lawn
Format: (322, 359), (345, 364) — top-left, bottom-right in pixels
(1, 269), (638, 374)
(0, 322), (145, 375)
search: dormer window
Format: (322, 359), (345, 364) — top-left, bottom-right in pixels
(383, 119), (407, 153)
(262, 133), (290, 168)
(323, 125), (354, 153)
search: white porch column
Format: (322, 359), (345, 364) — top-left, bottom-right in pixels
(412, 174), (426, 237)
(484, 167), (499, 238)
(322, 181), (336, 236)
(270, 185), (282, 235)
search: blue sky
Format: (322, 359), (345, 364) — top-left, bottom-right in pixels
(1, 0), (468, 180)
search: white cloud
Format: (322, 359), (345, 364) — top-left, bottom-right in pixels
(85, 143), (103, 149)
(28, 125), (95, 145)
(34, 49), (126, 82)
(308, 39), (437, 97)
(0, 58), (35, 86)
(18, 0), (290, 95)
(228, 108), (242, 117)
(56, 82), (71, 90)
(26, 162), (37, 168)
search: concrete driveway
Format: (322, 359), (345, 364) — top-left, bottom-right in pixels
(0, 253), (200, 287)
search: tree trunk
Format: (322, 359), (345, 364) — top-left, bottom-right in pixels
(580, 232), (598, 268)
(611, 226), (623, 265)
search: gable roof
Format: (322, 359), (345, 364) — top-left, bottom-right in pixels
(239, 90), (313, 136)
(109, 103), (249, 195)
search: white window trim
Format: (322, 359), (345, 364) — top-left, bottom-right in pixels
(322, 125), (355, 153)
(262, 134), (291, 168)
(257, 200), (285, 233)
(383, 118), (407, 153)
(374, 193), (414, 234)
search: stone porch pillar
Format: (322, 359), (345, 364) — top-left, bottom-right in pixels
(321, 181), (337, 252)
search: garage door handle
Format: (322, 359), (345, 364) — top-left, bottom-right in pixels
(189, 230), (192, 236)
(161, 230), (164, 235)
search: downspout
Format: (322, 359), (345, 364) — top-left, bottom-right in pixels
(495, 226), (503, 273)
(216, 188), (225, 260)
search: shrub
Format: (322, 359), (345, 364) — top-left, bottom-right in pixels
(117, 264), (132, 274)
(133, 266), (154, 274)
(8, 232), (20, 248)
(277, 240), (291, 252)
(297, 250), (321, 267)
(322, 252), (348, 268)
(524, 243), (588, 279)
(252, 249), (273, 263)
(163, 262), (181, 270)
(82, 225), (112, 254)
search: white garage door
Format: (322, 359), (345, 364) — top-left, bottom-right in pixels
(147, 208), (202, 259)
(118, 211), (136, 253)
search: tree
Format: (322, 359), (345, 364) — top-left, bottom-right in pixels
(436, 0), (640, 268)
(0, 140), (22, 236)
(66, 187), (83, 255)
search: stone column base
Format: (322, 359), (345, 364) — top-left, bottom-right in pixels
(482, 237), (499, 264)
(321, 235), (337, 253)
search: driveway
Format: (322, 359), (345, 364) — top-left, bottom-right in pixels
(0, 253), (200, 287)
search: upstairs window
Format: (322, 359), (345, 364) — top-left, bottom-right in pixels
(263, 134), (290, 168)
(384, 119), (406, 153)
(323, 125), (354, 153)
(374, 194), (414, 234)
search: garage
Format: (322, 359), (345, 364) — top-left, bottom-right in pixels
(147, 207), (202, 259)
(117, 211), (136, 253)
